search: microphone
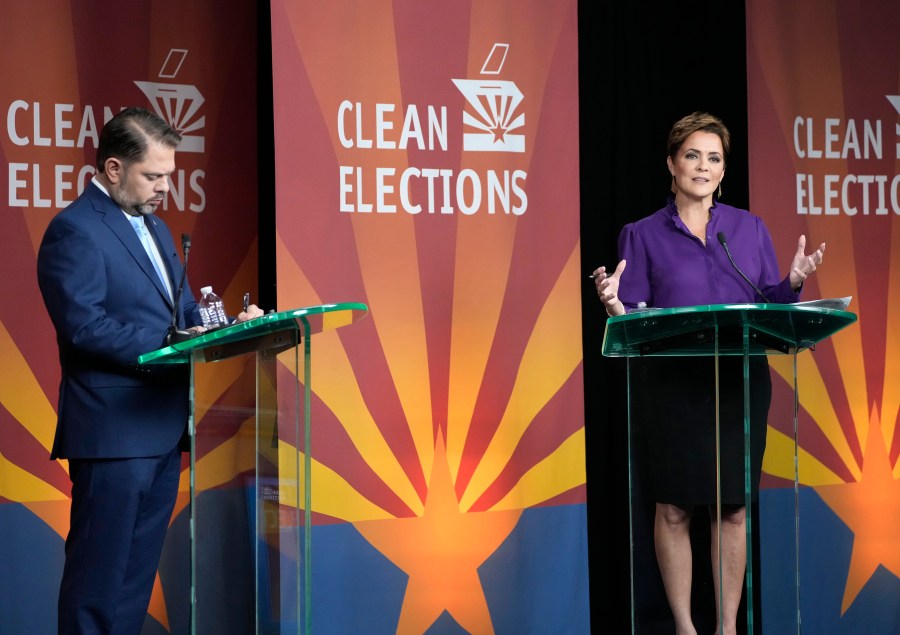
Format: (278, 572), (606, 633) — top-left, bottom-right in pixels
(165, 233), (198, 345)
(716, 232), (771, 303)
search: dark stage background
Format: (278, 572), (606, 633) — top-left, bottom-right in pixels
(255, 1), (751, 631)
(578, 2), (751, 631)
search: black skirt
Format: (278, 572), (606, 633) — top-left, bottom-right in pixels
(628, 355), (771, 508)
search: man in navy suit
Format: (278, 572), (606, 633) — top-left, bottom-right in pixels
(37, 107), (260, 634)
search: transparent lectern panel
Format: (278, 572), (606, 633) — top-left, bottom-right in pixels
(253, 340), (305, 634)
(191, 354), (263, 633)
(191, 331), (305, 635)
(608, 304), (856, 634)
(138, 304), (369, 635)
(626, 351), (765, 634)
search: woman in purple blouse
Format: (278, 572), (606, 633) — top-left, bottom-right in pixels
(592, 112), (825, 635)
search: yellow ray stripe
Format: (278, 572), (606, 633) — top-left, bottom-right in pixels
(447, 217), (516, 482)
(192, 356), (248, 424)
(197, 418), (256, 490)
(805, 212), (867, 458)
(762, 426), (844, 485)
(276, 442), (394, 521)
(174, 417), (394, 522)
(282, 0), (400, 162)
(351, 214), (435, 488)
(769, 355), (861, 480)
(489, 428), (586, 512)
(173, 416), (259, 519)
(460, 244), (583, 511)
(283, 1), (435, 483)
(279, 330), (423, 514)
(827, 323), (868, 459)
(885, 220), (900, 467)
(0, 452), (69, 502)
(275, 233), (422, 514)
(222, 237), (260, 317)
(275, 330), (424, 514)
(0, 321), (59, 453)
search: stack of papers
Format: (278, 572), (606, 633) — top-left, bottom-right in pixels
(790, 296), (852, 311)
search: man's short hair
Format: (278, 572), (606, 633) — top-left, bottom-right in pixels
(96, 106), (182, 172)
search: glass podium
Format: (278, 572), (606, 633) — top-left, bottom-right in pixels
(139, 303), (368, 635)
(602, 302), (857, 634)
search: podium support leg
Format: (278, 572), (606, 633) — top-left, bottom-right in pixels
(791, 350), (801, 634)
(189, 351), (197, 635)
(742, 321), (754, 634)
(714, 326), (723, 634)
(301, 316), (313, 635)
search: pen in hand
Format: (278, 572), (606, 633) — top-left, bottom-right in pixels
(589, 263), (622, 280)
(243, 292), (250, 313)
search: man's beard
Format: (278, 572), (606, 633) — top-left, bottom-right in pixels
(111, 172), (157, 216)
(117, 199), (155, 216)
(132, 202), (156, 216)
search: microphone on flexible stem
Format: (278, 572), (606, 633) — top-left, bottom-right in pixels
(716, 232), (771, 303)
(165, 233), (197, 345)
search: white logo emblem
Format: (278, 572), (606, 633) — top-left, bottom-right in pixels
(135, 49), (206, 153)
(888, 95), (900, 158)
(453, 43), (525, 153)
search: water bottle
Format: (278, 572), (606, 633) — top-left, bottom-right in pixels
(198, 286), (228, 329)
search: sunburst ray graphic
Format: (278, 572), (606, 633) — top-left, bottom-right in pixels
(271, 230), (588, 519)
(3, 2), (586, 632)
(760, 185), (900, 618)
(247, 217), (585, 634)
(747, 0), (900, 622)
(261, 230), (586, 633)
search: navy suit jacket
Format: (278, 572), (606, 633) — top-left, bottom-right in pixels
(37, 182), (202, 460)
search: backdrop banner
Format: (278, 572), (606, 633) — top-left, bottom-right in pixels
(0, 1), (259, 633)
(270, 0), (589, 632)
(747, 0), (900, 632)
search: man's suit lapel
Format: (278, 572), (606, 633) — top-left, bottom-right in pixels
(86, 184), (174, 308)
(143, 218), (178, 303)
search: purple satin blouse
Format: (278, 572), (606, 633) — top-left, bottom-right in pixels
(617, 198), (800, 311)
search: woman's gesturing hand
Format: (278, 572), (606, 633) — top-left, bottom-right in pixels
(789, 235), (826, 291)
(592, 259), (627, 316)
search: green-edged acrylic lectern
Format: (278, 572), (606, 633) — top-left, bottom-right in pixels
(139, 303), (368, 635)
(602, 301), (856, 635)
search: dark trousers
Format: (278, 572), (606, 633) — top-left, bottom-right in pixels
(58, 447), (182, 635)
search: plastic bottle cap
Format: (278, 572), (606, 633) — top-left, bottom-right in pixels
(200, 286), (212, 294)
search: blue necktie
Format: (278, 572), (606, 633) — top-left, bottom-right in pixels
(129, 216), (172, 300)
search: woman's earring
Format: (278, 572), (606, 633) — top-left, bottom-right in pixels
(717, 182), (723, 199)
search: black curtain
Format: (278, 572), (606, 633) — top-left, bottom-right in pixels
(579, 1), (749, 631)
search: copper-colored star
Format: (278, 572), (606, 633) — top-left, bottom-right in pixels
(815, 407), (900, 613)
(354, 436), (522, 634)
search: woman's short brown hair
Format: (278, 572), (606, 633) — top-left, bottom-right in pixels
(667, 111), (731, 162)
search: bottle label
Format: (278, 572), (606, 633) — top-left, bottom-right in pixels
(199, 293), (227, 328)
